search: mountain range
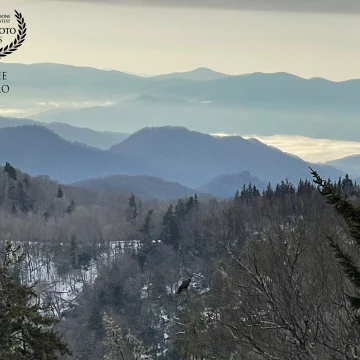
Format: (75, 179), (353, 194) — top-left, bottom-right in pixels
(0, 116), (129, 149)
(0, 124), (343, 188)
(1, 63), (360, 141)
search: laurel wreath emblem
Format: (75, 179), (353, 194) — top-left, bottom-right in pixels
(0, 10), (27, 59)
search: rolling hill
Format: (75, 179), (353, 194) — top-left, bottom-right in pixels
(72, 174), (206, 200)
(199, 171), (267, 197)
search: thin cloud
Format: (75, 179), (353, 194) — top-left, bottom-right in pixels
(242, 134), (360, 163)
(45, 0), (360, 14)
(213, 133), (360, 163)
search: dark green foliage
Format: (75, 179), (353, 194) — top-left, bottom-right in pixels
(162, 204), (179, 249)
(194, 193), (199, 204)
(0, 242), (71, 359)
(236, 183), (261, 203)
(175, 199), (186, 220)
(186, 196), (194, 213)
(263, 182), (274, 199)
(274, 178), (295, 196)
(311, 167), (360, 311)
(297, 178), (314, 195)
(139, 209), (153, 239)
(127, 193), (138, 222)
(57, 185), (64, 198)
(4, 161), (17, 180)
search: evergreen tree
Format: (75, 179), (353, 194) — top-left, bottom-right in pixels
(175, 199), (186, 220)
(4, 161), (17, 181)
(297, 179), (314, 195)
(342, 174), (354, 197)
(186, 196), (194, 213)
(139, 209), (154, 239)
(252, 185), (260, 197)
(56, 185), (63, 199)
(240, 183), (260, 202)
(162, 204), (179, 249)
(240, 184), (248, 200)
(311, 167), (360, 313)
(264, 182), (274, 200)
(194, 193), (199, 204)
(127, 193), (138, 222)
(0, 242), (71, 359)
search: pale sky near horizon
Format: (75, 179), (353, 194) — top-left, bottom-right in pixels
(1, 0), (360, 80)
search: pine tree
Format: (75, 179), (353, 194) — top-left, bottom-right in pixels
(264, 182), (274, 199)
(194, 193), (199, 204)
(0, 242), (71, 359)
(252, 185), (260, 197)
(310, 167), (360, 312)
(162, 204), (179, 249)
(127, 193), (138, 222)
(240, 184), (248, 199)
(56, 185), (63, 199)
(186, 196), (194, 213)
(4, 161), (17, 181)
(140, 209), (154, 239)
(175, 199), (186, 220)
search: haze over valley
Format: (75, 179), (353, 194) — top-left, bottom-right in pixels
(2, 1), (360, 359)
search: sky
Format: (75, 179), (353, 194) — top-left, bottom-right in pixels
(1, 0), (360, 80)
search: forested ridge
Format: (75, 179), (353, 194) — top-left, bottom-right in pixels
(1, 162), (360, 359)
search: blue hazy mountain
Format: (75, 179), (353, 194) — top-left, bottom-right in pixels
(326, 154), (360, 177)
(151, 67), (230, 81)
(14, 63), (359, 141)
(72, 174), (207, 201)
(107, 126), (343, 187)
(199, 171), (267, 197)
(0, 116), (129, 149)
(0, 125), (343, 187)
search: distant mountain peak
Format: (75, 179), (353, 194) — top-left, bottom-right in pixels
(133, 125), (191, 134)
(152, 67), (230, 82)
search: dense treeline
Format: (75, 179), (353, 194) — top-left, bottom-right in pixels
(1, 162), (360, 359)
